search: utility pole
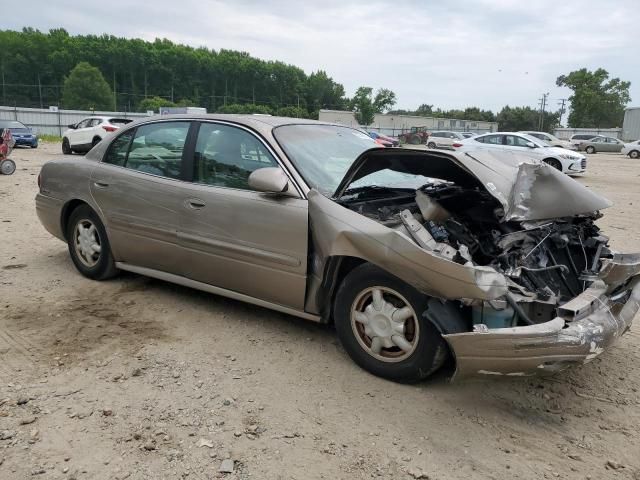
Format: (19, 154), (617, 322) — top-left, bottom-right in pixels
(538, 92), (549, 130)
(38, 74), (43, 109)
(557, 98), (567, 126)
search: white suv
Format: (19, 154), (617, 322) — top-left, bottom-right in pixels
(62, 116), (133, 154)
(427, 131), (466, 150)
(458, 132), (586, 175)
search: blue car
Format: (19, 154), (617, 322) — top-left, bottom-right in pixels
(0, 120), (38, 148)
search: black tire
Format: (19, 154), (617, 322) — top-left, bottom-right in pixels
(585, 146), (595, 154)
(409, 135), (421, 145)
(66, 205), (119, 280)
(62, 138), (72, 155)
(334, 263), (447, 383)
(427, 142), (436, 149)
(543, 158), (562, 171)
(30, 143), (38, 149)
(629, 150), (639, 159)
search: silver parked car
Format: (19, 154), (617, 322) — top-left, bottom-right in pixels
(427, 131), (466, 150)
(578, 136), (625, 154)
(36, 115), (640, 382)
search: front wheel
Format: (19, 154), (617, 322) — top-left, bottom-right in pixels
(427, 142), (436, 149)
(543, 158), (562, 171)
(67, 205), (119, 280)
(629, 150), (639, 159)
(585, 146), (595, 154)
(334, 263), (447, 383)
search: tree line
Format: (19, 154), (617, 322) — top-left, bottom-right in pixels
(0, 28), (631, 130)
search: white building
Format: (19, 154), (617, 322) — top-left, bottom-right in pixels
(622, 107), (640, 141)
(318, 109), (498, 136)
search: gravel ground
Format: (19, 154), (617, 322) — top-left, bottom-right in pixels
(1, 142), (639, 480)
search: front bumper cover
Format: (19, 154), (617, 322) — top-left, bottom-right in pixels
(443, 274), (640, 380)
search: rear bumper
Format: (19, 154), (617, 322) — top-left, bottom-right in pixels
(35, 192), (65, 241)
(444, 271), (640, 380)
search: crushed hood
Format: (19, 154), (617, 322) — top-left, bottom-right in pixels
(333, 148), (611, 221)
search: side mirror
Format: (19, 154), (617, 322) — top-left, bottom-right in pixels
(248, 167), (289, 194)
(525, 141), (536, 148)
(68, 123), (77, 129)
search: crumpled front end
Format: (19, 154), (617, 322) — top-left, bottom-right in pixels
(443, 261), (640, 380)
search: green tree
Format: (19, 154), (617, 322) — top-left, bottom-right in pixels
(275, 106), (308, 118)
(137, 96), (176, 112)
(217, 103), (273, 115)
(350, 87), (397, 125)
(556, 68), (631, 128)
(61, 62), (113, 110)
(496, 106), (559, 132)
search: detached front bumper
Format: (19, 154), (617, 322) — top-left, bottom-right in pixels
(443, 269), (640, 380)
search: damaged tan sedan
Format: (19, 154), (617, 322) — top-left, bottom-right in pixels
(36, 115), (640, 382)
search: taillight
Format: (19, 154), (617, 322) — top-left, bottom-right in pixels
(452, 143), (463, 148)
(102, 125), (118, 132)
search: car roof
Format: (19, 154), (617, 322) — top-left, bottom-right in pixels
(120, 114), (346, 136)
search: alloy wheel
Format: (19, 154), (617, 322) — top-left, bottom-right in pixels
(73, 219), (102, 268)
(350, 286), (420, 363)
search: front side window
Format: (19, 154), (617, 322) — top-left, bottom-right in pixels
(193, 123), (278, 190)
(506, 135), (534, 147)
(126, 122), (189, 179)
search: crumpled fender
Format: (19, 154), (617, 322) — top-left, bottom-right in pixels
(306, 190), (508, 314)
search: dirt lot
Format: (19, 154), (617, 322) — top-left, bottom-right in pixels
(1, 142), (639, 480)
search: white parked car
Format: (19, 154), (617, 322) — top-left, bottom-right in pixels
(457, 132), (586, 175)
(62, 116), (133, 154)
(519, 131), (575, 150)
(622, 140), (640, 159)
(427, 131), (466, 150)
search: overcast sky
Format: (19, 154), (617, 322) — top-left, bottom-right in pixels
(6, 0), (638, 113)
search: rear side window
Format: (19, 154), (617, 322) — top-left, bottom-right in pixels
(103, 130), (134, 166)
(126, 122), (189, 179)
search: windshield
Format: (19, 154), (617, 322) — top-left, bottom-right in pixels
(274, 124), (378, 194)
(0, 120), (27, 129)
(274, 124), (432, 195)
(520, 133), (549, 147)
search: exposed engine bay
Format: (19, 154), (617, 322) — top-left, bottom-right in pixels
(338, 182), (612, 330)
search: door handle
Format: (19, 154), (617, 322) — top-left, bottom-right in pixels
(187, 199), (206, 209)
(93, 181), (109, 188)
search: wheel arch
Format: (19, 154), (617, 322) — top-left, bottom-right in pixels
(60, 199), (91, 241)
(314, 255), (368, 323)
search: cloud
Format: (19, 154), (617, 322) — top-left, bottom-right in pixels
(4, 0), (638, 111)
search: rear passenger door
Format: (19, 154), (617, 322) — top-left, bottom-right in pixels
(177, 122), (309, 310)
(90, 121), (193, 274)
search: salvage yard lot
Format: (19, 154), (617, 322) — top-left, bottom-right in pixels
(1, 143), (639, 480)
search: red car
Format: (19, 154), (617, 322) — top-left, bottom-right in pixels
(367, 131), (400, 148)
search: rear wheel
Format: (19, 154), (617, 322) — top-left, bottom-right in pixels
(585, 146), (596, 154)
(334, 263), (447, 383)
(629, 150), (639, 159)
(427, 142), (436, 149)
(544, 158), (562, 171)
(409, 135), (421, 145)
(66, 205), (119, 280)
(62, 138), (72, 155)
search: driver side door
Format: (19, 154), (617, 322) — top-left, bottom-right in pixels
(178, 122), (309, 310)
